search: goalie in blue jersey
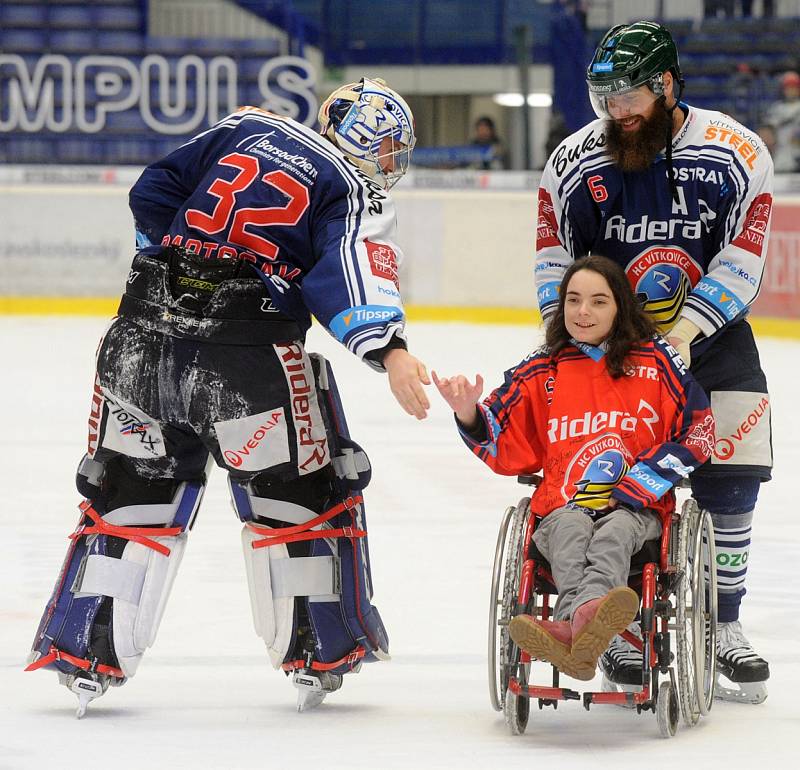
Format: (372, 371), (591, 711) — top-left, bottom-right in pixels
(26, 78), (430, 715)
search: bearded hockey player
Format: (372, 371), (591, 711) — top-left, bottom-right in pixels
(535, 22), (772, 703)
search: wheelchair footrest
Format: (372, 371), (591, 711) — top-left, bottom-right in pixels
(509, 678), (580, 701)
(583, 686), (651, 710)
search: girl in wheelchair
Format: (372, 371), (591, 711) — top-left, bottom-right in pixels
(434, 255), (715, 681)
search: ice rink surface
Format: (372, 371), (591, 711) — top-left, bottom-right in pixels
(2, 317), (798, 769)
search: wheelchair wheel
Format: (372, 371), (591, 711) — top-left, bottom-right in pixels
(656, 679), (679, 738)
(488, 498), (531, 715)
(675, 499), (718, 727)
(504, 682), (530, 735)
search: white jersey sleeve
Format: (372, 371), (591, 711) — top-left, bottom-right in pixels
(681, 116), (775, 337)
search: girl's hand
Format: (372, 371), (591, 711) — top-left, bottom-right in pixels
(432, 371), (484, 428)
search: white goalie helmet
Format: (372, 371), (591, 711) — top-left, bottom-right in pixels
(318, 77), (416, 190)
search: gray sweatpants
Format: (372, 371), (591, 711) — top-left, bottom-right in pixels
(532, 505), (662, 621)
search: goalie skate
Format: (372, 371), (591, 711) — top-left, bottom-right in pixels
(56, 671), (112, 719)
(292, 669), (343, 712)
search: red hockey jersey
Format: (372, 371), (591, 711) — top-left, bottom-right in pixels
(459, 336), (715, 517)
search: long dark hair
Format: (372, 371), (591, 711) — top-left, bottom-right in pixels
(545, 255), (657, 378)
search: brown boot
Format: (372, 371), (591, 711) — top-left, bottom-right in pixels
(508, 616), (596, 681)
(570, 587), (639, 670)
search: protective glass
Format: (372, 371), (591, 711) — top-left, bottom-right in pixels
(588, 82), (662, 120)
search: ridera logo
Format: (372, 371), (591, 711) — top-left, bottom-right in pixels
(605, 210), (714, 243)
(547, 402), (658, 443)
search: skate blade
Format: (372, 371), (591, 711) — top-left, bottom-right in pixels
(293, 671), (328, 713)
(714, 672), (768, 705)
(69, 677), (105, 719)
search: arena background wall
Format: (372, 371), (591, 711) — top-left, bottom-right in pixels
(1, 169), (799, 338)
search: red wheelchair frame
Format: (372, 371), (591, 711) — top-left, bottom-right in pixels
(488, 477), (717, 738)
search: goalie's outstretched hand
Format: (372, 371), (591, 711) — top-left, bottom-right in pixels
(384, 348), (431, 420)
(432, 371), (484, 429)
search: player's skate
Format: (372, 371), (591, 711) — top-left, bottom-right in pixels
(292, 669), (343, 712)
(715, 620), (769, 704)
(58, 671), (111, 719)
(599, 622), (642, 707)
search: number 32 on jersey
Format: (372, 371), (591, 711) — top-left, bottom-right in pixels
(185, 152), (310, 260)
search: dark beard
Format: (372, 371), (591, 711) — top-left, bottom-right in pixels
(605, 100), (672, 172)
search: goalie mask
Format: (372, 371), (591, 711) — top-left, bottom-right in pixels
(318, 77), (416, 190)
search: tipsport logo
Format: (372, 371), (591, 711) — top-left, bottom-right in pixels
(330, 305), (402, 341)
(338, 102), (360, 134)
(692, 277), (744, 323)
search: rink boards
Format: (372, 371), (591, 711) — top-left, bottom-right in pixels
(1, 170), (799, 336)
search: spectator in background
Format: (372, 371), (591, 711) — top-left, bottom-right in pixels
(559, 0), (588, 31)
(730, 62), (757, 126)
(470, 116), (509, 170)
(704, 0), (773, 16)
(704, 0), (735, 17)
(756, 123), (778, 157)
(545, 111), (571, 159)
(741, 0), (774, 17)
(763, 71), (800, 172)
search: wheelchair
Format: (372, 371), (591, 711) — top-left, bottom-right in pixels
(488, 476), (717, 738)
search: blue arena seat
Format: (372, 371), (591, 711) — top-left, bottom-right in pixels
(238, 58), (268, 81)
(48, 6), (95, 29)
(95, 6), (142, 31)
(99, 110), (149, 133)
(94, 30), (145, 55)
(0, 28), (49, 53)
(235, 37), (284, 57)
(48, 30), (97, 53)
(0, 4), (48, 28)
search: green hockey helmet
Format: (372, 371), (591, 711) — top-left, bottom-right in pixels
(586, 21), (682, 119)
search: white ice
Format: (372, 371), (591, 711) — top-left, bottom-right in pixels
(2, 317), (798, 769)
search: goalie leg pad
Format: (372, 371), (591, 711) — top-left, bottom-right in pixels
(232, 354), (389, 676)
(311, 354), (388, 664)
(235, 484), (341, 668)
(28, 479), (204, 680)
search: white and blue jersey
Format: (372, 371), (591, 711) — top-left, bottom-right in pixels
(535, 104), (774, 342)
(129, 107), (407, 368)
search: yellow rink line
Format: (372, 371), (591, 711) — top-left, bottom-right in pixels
(2, 297), (799, 339)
